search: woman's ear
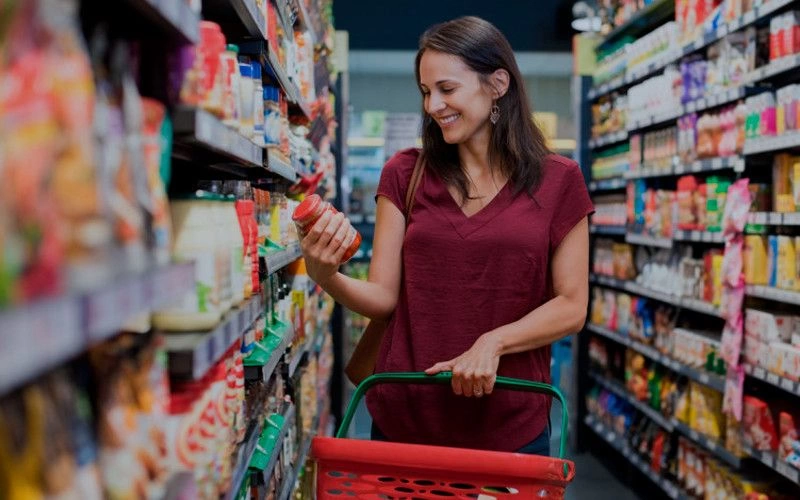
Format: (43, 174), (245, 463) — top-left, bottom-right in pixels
(491, 69), (510, 99)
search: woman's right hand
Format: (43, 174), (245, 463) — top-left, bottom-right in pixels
(298, 210), (353, 287)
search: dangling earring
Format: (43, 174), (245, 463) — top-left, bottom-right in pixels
(490, 102), (500, 125)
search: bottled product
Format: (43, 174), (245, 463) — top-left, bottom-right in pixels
(292, 195), (361, 263)
(224, 195), (246, 306)
(153, 194), (222, 331)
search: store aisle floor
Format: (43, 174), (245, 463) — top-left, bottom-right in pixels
(549, 406), (639, 500)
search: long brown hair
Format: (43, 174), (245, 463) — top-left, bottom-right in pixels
(415, 16), (550, 201)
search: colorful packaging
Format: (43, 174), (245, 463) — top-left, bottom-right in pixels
(743, 235), (769, 285)
(743, 396), (779, 451)
(722, 179), (753, 235)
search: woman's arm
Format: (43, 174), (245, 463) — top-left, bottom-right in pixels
(426, 216), (590, 397)
(300, 196), (405, 320)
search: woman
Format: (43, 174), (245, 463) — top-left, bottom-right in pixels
(299, 16), (593, 455)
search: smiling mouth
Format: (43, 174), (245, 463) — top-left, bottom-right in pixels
(438, 113), (461, 125)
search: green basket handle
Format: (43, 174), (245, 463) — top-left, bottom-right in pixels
(336, 371), (570, 462)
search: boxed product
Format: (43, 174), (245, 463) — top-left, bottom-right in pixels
(779, 411), (800, 461)
(783, 344), (800, 381)
(743, 234), (769, 285)
(745, 308), (796, 343)
(743, 335), (766, 366)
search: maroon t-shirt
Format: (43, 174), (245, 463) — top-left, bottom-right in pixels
(366, 148), (594, 451)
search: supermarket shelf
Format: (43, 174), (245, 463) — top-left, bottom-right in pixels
(626, 107), (683, 132)
(590, 224), (627, 235)
(278, 433), (313, 500)
(595, 0), (674, 53)
(266, 243), (302, 275)
(743, 363), (800, 397)
(164, 295), (263, 380)
(746, 285), (800, 306)
(584, 415), (684, 499)
(743, 443), (800, 484)
(204, 0), (267, 40)
(294, 0), (316, 45)
(225, 419), (265, 500)
(626, 232), (673, 249)
(589, 372), (675, 431)
(173, 107), (263, 168)
(671, 420), (742, 469)
(589, 177), (628, 192)
(589, 130), (628, 149)
(624, 156), (744, 179)
(239, 40), (310, 119)
(0, 262), (193, 396)
(244, 323), (293, 382)
(589, 0), (798, 100)
(673, 230), (725, 244)
(125, 0), (200, 43)
(586, 323), (726, 392)
(743, 131), (800, 155)
(745, 53), (800, 86)
(684, 87), (748, 114)
(748, 212), (800, 226)
(591, 274), (725, 319)
(266, 149), (299, 182)
(260, 405), (297, 485)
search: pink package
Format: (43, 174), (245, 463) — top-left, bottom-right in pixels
(745, 308), (796, 343)
(721, 314), (744, 366)
(723, 365), (745, 421)
(784, 345), (800, 381)
(722, 236), (745, 288)
(722, 284), (745, 322)
(723, 179), (753, 235)
(743, 396), (779, 451)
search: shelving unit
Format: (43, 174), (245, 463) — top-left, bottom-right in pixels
(124, 0), (201, 43)
(0, 262), (193, 395)
(580, 0), (800, 494)
(173, 107), (264, 168)
(226, 420), (266, 500)
(586, 324), (726, 392)
(164, 295), (263, 380)
(743, 443), (800, 484)
(584, 415), (684, 499)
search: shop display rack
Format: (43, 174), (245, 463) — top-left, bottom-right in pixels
(743, 443), (800, 484)
(744, 363), (800, 397)
(266, 243), (304, 275)
(124, 0), (200, 43)
(590, 274), (725, 318)
(588, 177), (627, 192)
(589, 372), (675, 431)
(748, 211), (800, 226)
(238, 40), (311, 120)
(267, 149), (300, 182)
(226, 419), (266, 500)
(203, 0), (267, 40)
(164, 295), (263, 380)
(278, 413), (321, 500)
(584, 415), (684, 499)
(586, 324), (726, 392)
(590, 224), (627, 235)
(0, 262), (193, 395)
(743, 130), (800, 155)
(244, 322), (294, 382)
(745, 285), (800, 306)
(589, 130), (629, 149)
(173, 107), (264, 168)
(670, 420), (742, 469)
(255, 405), (297, 486)
(625, 232), (673, 249)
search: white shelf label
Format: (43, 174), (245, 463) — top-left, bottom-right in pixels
(781, 378), (795, 392)
(767, 372), (781, 385)
(743, 10), (756, 24)
(690, 429), (700, 441)
(769, 212), (783, 225)
(761, 451), (774, 466)
(754, 366), (766, 379)
(784, 213), (800, 225)
(704, 438), (717, 452)
(699, 373), (710, 385)
(776, 460), (800, 482)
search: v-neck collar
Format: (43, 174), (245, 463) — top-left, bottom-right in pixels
(427, 172), (515, 239)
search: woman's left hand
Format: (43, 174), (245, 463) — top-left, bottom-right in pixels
(425, 333), (502, 398)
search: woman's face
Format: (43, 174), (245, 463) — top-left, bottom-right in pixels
(418, 50), (495, 146)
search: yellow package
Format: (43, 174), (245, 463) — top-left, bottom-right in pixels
(777, 236), (797, 291)
(773, 154), (797, 212)
(796, 236), (800, 291)
(712, 254), (725, 306)
(793, 158), (800, 210)
(744, 235), (769, 285)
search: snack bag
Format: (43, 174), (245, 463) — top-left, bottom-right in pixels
(722, 179), (753, 235)
(721, 314), (744, 367)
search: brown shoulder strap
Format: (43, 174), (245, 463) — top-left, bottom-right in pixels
(403, 149), (425, 222)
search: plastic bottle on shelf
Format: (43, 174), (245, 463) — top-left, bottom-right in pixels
(252, 62), (265, 146)
(224, 195), (246, 307)
(213, 194), (233, 314)
(292, 194), (361, 263)
(221, 44), (241, 127)
(153, 193), (222, 331)
(238, 62), (255, 138)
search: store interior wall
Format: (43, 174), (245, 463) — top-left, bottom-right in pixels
(347, 50), (576, 140)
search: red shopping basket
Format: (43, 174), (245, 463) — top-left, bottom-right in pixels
(312, 372), (576, 499)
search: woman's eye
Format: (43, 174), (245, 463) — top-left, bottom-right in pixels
(441, 88), (454, 94)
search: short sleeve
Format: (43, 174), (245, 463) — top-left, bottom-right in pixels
(375, 148), (420, 214)
(549, 158), (595, 253)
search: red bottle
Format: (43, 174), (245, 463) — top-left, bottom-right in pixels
(292, 194), (361, 263)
